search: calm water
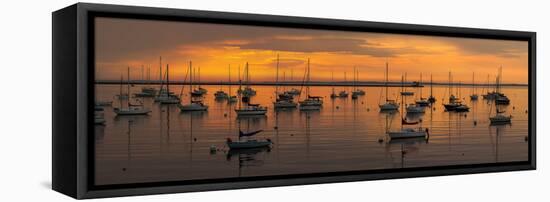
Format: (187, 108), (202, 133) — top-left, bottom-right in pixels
(94, 84), (529, 185)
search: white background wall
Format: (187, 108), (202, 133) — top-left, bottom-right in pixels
(0, 0), (546, 201)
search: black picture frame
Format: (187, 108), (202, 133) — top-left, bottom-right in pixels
(52, 3), (536, 199)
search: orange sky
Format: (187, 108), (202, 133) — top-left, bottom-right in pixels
(95, 17), (529, 84)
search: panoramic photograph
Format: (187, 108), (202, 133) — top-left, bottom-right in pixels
(93, 17), (529, 186)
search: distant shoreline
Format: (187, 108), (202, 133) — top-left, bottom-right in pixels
(95, 80), (528, 87)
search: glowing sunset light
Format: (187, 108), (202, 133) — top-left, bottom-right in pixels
(95, 17), (528, 84)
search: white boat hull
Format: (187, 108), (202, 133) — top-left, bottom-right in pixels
(235, 109), (267, 116)
(388, 129), (427, 139)
(274, 101), (297, 108)
(114, 108), (151, 116)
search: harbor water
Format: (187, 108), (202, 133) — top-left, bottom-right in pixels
(94, 84), (529, 185)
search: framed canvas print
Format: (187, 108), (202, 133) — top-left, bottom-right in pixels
(52, 3), (536, 199)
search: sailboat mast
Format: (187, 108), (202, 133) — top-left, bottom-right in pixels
(385, 62), (389, 101)
(430, 74), (433, 97)
(420, 73), (422, 99)
(276, 54), (279, 96)
(401, 73), (406, 130)
(228, 64), (231, 97)
(331, 70), (335, 94)
(159, 56), (162, 84)
(166, 64), (170, 95)
(189, 61), (193, 103)
(472, 72), (475, 94)
(306, 58), (310, 97)
(119, 74), (123, 108)
(127, 66), (130, 108)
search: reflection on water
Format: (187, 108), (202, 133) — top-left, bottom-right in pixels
(95, 84), (529, 185)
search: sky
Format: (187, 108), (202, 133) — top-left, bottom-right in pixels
(95, 17), (529, 84)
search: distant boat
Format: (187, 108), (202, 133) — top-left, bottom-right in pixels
(470, 72), (479, 100)
(330, 70), (338, 99)
(236, 63), (267, 116)
(114, 67), (151, 116)
(179, 61), (208, 112)
(227, 65), (238, 104)
(338, 90), (349, 98)
(237, 62), (256, 97)
(428, 74), (436, 103)
(158, 64), (180, 104)
(299, 59), (323, 110)
(443, 72), (468, 112)
(400, 73), (414, 96)
(273, 54), (297, 109)
(154, 57), (180, 104)
(214, 77), (229, 100)
(214, 90), (229, 99)
(494, 67), (510, 105)
(414, 73), (430, 106)
(115, 74), (129, 100)
(351, 67), (365, 99)
(379, 62), (399, 111)
(135, 66), (157, 97)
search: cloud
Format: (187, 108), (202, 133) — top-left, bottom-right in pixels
(234, 36), (398, 57)
(442, 37), (528, 57)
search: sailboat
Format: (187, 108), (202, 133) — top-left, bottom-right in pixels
(379, 62), (399, 111)
(237, 62), (257, 97)
(235, 63), (267, 116)
(115, 74), (129, 100)
(273, 54), (298, 109)
(400, 73), (414, 96)
(114, 67), (151, 116)
(351, 68), (365, 98)
(337, 72), (349, 98)
(489, 67), (511, 124)
(454, 81), (470, 112)
(415, 73), (429, 106)
(443, 72), (464, 111)
(179, 61), (209, 112)
(405, 74), (425, 113)
(227, 65), (238, 103)
(428, 74), (436, 103)
(214, 84), (229, 100)
(330, 70), (338, 99)
(285, 69), (301, 96)
(158, 64), (181, 104)
(470, 72), (479, 100)
(135, 65), (157, 97)
(494, 66), (510, 105)
(226, 120), (272, 150)
(299, 58), (323, 110)
(388, 88), (429, 139)
(191, 66), (207, 96)
(214, 67), (229, 100)
(490, 108), (512, 125)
